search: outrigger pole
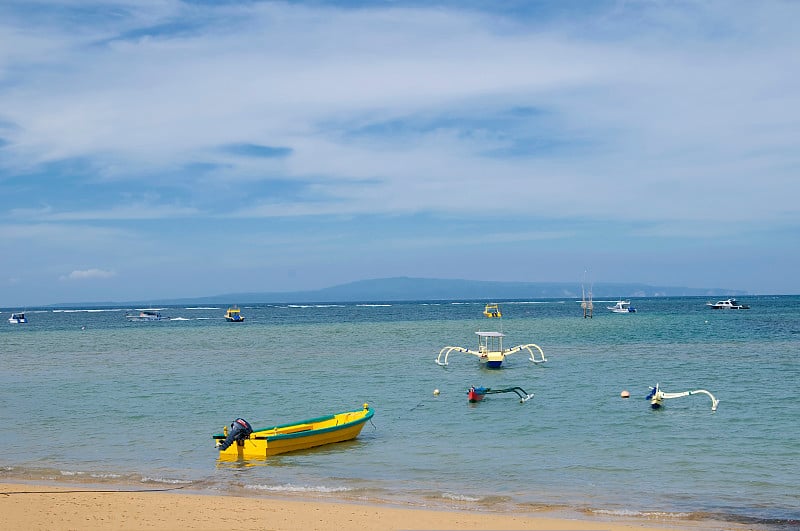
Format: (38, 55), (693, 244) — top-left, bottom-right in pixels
(646, 383), (719, 411)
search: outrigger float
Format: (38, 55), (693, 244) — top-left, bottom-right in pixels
(468, 385), (534, 403)
(646, 383), (719, 411)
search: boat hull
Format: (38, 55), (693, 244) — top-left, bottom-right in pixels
(213, 405), (373, 460)
(468, 388), (487, 402)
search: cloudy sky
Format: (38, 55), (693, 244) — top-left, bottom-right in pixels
(1, 0), (798, 306)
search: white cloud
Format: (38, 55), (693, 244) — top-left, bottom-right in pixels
(0, 1), (795, 224)
(61, 268), (116, 281)
(0, 1), (798, 302)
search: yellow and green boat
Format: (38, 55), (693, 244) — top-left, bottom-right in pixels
(213, 403), (374, 459)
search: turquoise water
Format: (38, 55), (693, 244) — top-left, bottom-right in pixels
(1, 297), (798, 528)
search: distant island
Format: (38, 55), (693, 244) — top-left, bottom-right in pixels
(50, 277), (748, 307)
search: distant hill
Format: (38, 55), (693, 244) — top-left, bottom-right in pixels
(122, 277), (746, 306)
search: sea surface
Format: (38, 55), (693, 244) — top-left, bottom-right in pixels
(1, 296), (798, 529)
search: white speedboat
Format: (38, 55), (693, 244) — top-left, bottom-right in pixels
(126, 309), (164, 321)
(706, 299), (749, 310)
(8, 312), (27, 324)
(607, 300), (636, 313)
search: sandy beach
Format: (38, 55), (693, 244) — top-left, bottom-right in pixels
(0, 482), (741, 531)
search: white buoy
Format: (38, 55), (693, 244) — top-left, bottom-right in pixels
(433, 389), (440, 396)
(620, 390), (630, 398)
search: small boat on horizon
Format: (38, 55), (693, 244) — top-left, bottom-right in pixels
(8, 312), (27, 324)
(608, 300), (636, 313)
(213, 403), (374, 459)
(224, 306), (245, 322)
(483, 303), (502, 318)
(706, 298), (750, 310)
(125, 309), (164, 321)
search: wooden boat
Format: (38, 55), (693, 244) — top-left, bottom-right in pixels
(646, 383), (719, 411)
(468, 385), (534, 403)
(436, 303), (546, 369)
(213, 403), (374, 459)
(436, 331), (546, 368)
(224, 306), (245, 322)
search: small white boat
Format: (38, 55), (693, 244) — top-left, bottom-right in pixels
(607, 300), (636, 313)
(706, 298), (749, 310)
(126, 309), (164, 321)
(8, 312), (27, 324)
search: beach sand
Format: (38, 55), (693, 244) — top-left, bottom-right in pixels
(0, 482), (738, 531)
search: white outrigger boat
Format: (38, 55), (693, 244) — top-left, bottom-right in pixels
(436, 304), (546, 369)
(436, 331), (547, 368)
(646, 383), (719, 411)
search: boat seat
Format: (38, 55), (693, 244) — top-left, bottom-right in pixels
(275, 424), (313, 434)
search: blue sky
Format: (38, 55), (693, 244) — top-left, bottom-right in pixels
(1, 0), (798, 306)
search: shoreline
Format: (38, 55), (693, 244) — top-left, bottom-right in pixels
(0, 481), (757, 531)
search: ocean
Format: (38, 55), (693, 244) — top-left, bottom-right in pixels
(1, 296), (798, 529)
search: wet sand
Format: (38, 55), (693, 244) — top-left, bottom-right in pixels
(0, 482), (739, 531)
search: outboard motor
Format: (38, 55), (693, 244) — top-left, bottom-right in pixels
(217, 418), (253, 450)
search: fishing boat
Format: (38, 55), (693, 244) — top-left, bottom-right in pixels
(436, 303), (546, 368)
(706, 298), (749, 310)
(8, 312), (27, 324)
(607, 300), (636, 313)
(467, 385), (534, 403)
(646, 383), (719, 411)
(125, 309), (164, 321)
(213, 403), (374, 459)
(224, 306), (245, 322)
(483, 303), (502, 318)
(436, 331), (546, 368)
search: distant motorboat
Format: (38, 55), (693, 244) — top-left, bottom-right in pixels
(706, 299), (750, 310)
(224, 306), (245, 322)
(126, 309), (164, 321)
(608, 300), (636, 313)
(8, 312), (27, 324)
(482, 303), (502, 318)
